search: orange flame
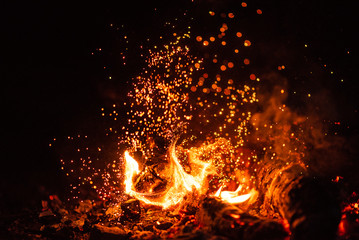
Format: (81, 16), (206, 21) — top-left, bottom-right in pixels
(214, 185), (256, 204)
(124, 138), (256, 208)
(124, 151), (140, 194)
(124, 138), (213, 209)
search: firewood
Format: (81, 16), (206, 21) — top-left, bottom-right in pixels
(257, 159), (341, 240)
(197, 197), (288, 240)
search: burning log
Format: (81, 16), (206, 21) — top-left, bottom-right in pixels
(257, 158), (341, 240)
(197, 197), (288, 240)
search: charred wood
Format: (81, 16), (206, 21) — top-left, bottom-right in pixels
(257, 159), (341, 240)
(89, 224), (128, 240)
(197, 197), (288, 240)
(121, 199), (141, 221)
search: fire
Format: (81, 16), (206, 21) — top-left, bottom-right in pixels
(54, 2), (352, 238)
(124, 138), (256, 208)
(58, 3), (300, 214)
(124, 138), (215, 209)
(124, 151), (140, 194)
(214, 185), (256, 204)
(113, 13), (261, 208)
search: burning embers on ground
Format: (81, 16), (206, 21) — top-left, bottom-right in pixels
(9, 2), (356, 240)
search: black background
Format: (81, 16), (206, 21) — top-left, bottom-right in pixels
(2, 0), (358, 212)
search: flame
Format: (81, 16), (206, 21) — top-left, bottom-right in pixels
(124, 151), (140, 194)
(124, 138), (214, 209)
(214, 185), (256, 204)
(124, 137), (257, 208)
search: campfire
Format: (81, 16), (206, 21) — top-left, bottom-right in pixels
(124, 138), (256, 209)
(7, 1), (358, 240)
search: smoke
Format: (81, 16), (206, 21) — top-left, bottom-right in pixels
(248, 71), (359, 190)
(249, 72), (306, 162)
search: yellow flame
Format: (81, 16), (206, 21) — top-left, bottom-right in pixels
(124, 139), (213, 209)
(124, 138), (256, 208)
(124, 151), (140, 194)
(214, 185), (256, 204)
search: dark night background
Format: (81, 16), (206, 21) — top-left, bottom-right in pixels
(1, 0), (358, 215)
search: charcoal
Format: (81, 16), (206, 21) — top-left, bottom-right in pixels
(71, 217), (85, 229)
(142, 224), (154, 231)
(89, 223), (128, 240)
(131, 230), (155, 239)
(48, 195), (63, 213)
(39, 210), (60, 224)
(75, 199), (93, 214)
(155, 221), (173, 230)
(40, 225), (57, 236)
(182, 223), (195, 233)
(4, 175), (347, 240)
(121, 199), (141, 221)
(55, 226), (75, 239)
(172, 229), (227, 240)
(105, 204), (122, 216)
